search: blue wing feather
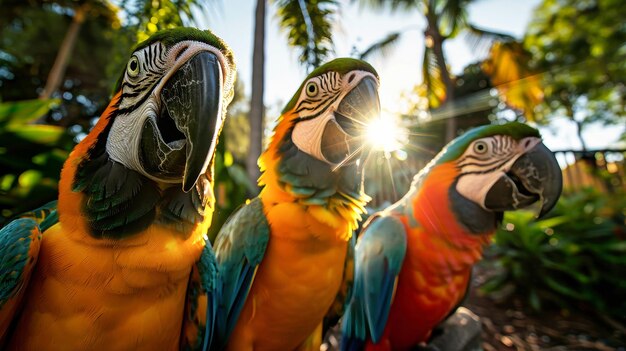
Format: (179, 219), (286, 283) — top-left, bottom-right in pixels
(341, 214), (407, 350)
(0, 216), (46, 344)
(212, 198), (269, 350)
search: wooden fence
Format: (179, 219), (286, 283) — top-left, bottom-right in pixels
(553, 149), (625, 193)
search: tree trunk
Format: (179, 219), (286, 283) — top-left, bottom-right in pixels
(247, 0), (266, 192)
(428, 23), (457, 142)
(39, 4), (87, 100)
(566, 105), (587, 151)
(574, 120), (587, 152)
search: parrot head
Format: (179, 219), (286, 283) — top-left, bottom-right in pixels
(259, 58), (380, 231)
(280, 58), (380, 167)
(63, 28), (236, 238)
(415, 122), (563, 234)
(108, 28), (236, 192)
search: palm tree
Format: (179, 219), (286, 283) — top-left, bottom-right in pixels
(358, 0), (513, 141)
(245, 0), (338, 188)
(247, 0), (266, 186)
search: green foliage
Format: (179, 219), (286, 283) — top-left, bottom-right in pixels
(0, 100), (75, 223)
(524, 0), (626, 136)
(0, 1), (135, 134)
(482, 188), (626, 321)
(206, 143), (255, 243)
(120, 0), (215, 42)
(357, 0), (514, 112)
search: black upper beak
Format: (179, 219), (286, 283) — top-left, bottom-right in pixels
(321, 77), (380, 164)
(484, 142), (563, 217)
(160, 51), (224, 192)
(335, 77), (380, 135)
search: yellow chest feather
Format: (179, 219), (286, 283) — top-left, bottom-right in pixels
(7, 221), (205, 351)
(226, 201), (350, 351)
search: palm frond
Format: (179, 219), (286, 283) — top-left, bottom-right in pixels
(438, 0), (471, 38)
(358, 32), (402, 60)
(422, 45), (446, 109)
(353, 0), (423, 12)
(275, 0), (339, 70)
(122, 0), (217, 41)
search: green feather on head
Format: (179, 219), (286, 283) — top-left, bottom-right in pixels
(113, 27), (235, 94)
(437, 122), (541, 164)
(281, 58), (379, 114)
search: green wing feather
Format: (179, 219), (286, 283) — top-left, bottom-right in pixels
(212, 198), (270, 350)
(341, 215), (407, 350)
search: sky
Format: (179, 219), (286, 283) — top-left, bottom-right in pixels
(199, 0), (624, 151)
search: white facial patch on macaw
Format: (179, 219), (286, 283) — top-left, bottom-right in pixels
(291, 113), (345, 164)
(291, 70), (379, 166)
(455, 135), (541, 210)
(106, 40), (235, 184)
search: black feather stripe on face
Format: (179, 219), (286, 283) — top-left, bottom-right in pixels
(294, 72), (342, 119)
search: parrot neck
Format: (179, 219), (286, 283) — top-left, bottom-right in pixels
(258, 113), (369, 234)
(400, 162), (494, 250)
(58, 92), (214, 241)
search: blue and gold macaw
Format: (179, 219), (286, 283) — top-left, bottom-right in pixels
(213, 58), (381, 351)
(0, 28), (236, 350)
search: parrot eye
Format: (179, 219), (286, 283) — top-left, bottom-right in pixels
(127, 56), (140, 77)
(473, 141), (489, 154)
(305, 82), (318, 97)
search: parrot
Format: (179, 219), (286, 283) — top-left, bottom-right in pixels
(212, 58), (381, 351)
(0, 27), (236, 350)
(341, 122), (563, 351)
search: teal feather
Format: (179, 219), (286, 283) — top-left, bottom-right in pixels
(0, 218), (39, 307)
(341, 215), (408, 349)
(301, 197), (328, 206)
(213, 198), (270, 351)
(290, 186), (317, 197)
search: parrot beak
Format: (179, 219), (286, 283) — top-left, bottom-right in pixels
(321, 76), (380, 164)
(143, 51), (224, 192)
(484, 142), (563, 217)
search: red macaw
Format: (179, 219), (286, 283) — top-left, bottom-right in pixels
(341, 122), (563, 351)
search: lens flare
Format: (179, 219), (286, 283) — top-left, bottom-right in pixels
(366, 114), (407, 152)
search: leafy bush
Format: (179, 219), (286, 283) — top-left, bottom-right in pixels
(206, 141), (255, 243)
(482, 187), (626, 321)
(0, 99), (74, 222)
